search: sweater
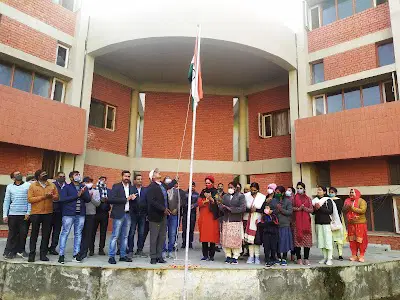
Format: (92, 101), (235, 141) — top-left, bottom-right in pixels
(275, 196), (293, 228)
(220, 192), (246, 222)
(28, 181), (59, 215)
(342, 198), (367, 224)
(313, 198), (333, 225)
(3, 182), (31, 217)
(85, 189), (101, 215)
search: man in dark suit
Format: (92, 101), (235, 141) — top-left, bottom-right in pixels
(107, 170), (137, 264)
(146, 168), (177, 264)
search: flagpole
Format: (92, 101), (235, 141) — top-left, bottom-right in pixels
(183, 25), (201, 300)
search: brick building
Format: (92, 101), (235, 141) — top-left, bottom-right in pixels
(0, 0), (399, 247)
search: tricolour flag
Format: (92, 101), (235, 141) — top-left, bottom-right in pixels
(188, 34), (203, 106)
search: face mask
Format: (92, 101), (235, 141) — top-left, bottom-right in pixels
(41, 175), (49, 181)
(205, 183), (213, 189)
(14, 174), (23, 181)
(73, 175), (81, 182)
(267, 188), (274, 195)
(275, 193), (282, 198)
(297, 189), (304, 194)
(329, 193), (336, 197)
(228, 188), (235, 195)
(99, 180), (105, 185)
(218, 188), (223, 192)
(57, 178), (65, 184)
(285, 191), (292, 197)
(165, 178), (172, 184)
(85, 183), (93, 189)
(251, 191), (258, 195)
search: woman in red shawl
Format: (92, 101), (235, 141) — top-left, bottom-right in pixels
(197, 175), (221, 261)
(291, 182), (313, 266)
(343, 188), (368, 262)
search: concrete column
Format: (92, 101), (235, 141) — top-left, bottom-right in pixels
(239, 96), (248, 187)
(128, 90), (139, 158)
(389, 0), (400, 83)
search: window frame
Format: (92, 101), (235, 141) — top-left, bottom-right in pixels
(259, 113), (272, 138)
(311, 61), (324, 84)
(56, 44), (70, 68)
(51, 78), (66, 102)
(313, 94), (327, 116)
(309, 5), (322, 30)
(104, 104), (116, 131)
(32, 73), (52, 98)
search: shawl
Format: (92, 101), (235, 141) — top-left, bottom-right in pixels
(312, 196), (342, 229)
(199, 187), (220, 220)
(344, 189), (361, 222)
(244, 192), (266, 244)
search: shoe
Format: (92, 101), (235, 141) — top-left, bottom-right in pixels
(254, 257), (261, 265)
(225, 257), (232, 264)
(120, 257), (132, 262)
(89, 250), (94, 257)
(189, 243), (193, 249)
(349, 256), (357, 262)
(319, 259), (326, 264)
(150, 258), (157, 264)
(5, 253), (15, 260)
(72, 255), (79, 262)
(201, 257), (208, 261)
(76, 254), (85, 263)
(98, 249), (106, 256)
(230, 258), (238, 265)
(280, 259), (287, 266)
(297, 259), (303, 265)
(58, 255), (65, 264)
(304, 259), (311, 266)
(48, 249), (59, 255)
(265, 262), (272, 268)
(215, 248), (221, 253)
(17, 251), (28, 259)
(338, 256), (344, 261)
(358, 256), (365, 263)
(28, 253), (35, 262)
(40, 256), (50, 262)
(108, 257), (117, 264)
(246, 257), (254, 264)
(326, 259), (333, 266)
(157, 258), (167, 263)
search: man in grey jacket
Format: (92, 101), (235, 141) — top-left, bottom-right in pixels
(77, 177), (100, 261)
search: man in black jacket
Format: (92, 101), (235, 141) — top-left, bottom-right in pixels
(146, 168), (177, 264)
(107, 170), (137, 264)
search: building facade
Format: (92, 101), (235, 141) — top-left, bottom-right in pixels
(0, 0), (399, 248)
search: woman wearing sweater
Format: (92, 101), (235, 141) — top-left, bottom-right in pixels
(312, 186), (334, 266)
(343, 188), (368, 262)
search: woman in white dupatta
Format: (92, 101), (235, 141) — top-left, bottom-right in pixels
(244, 182), (265, 265)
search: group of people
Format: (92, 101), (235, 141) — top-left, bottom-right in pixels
(2, 168), (369, 267)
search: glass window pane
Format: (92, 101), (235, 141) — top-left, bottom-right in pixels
(56, 46), (68, 67)
(338, 0), (353, 19)
(362, 84), (381, 107)
(373, 196), (395, 232)
(327, 92), (343, 113)
(356, 0), (372, 13)
(384, 81), (395, 102)
(376, 0), (387, 4)
(12, 68), (32, 92)
(312, 62), (324, 84)
(322, 0), (337, 25)
(263, 115), (272, 137)
(33, 74), (50, 98)
(273, 111), (289, 136)
(0, 63), (12, 86)
(344, 88), (361, 110)
(106, 106), (115, 130)
(314, 96), (325, 115)
(62, 0), (74, 11)
(378, 43), (395, 66)
(53, 80), (64, 102)
(311, 7), (320, 30)
(89, 100), (105, 128)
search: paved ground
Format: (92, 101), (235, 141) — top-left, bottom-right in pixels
(1, 233), (399, 269)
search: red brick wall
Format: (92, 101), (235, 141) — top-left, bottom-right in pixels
(250, 172), (293, 194)
(368, 235), (400, 250)
(3, 0), (77, 36)
(247, 85), (291, 161)
(323, 44), (377, 81)
(83, 164), (122, 186)
(142, 92), (233, 161)
(0, 142), (43, 175)
(0, 16), (57, 62)
(87, 74), (131, 156)
(308, 3), (390, 53)
(0, 85), (86, 154)
(330, 158), (389, 187)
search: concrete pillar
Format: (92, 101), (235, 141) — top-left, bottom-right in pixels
(128, 90), (139, 158)
(239, 96), (248, 187)
(389, 0), (400, 83)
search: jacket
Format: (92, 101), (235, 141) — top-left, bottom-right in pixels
(219, 192), (246, 222)
(85, 188), (101, 215)
(96, 188), (111, 215)
(146, 182), (167, 223)
(28, 181), (59, 215)
(130, 185), (147, 215)
(59, 183), (91, 216)
(313, 198), (333, 225)
(54, 181), (68, 213)
(3, 182), (31, 217)
(182, 190), (199, 216)
(108, 182), (136, 219)
(275, 196), (293, 228)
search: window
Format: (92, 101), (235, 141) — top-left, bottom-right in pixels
(338, 0), (353, 19)
(258, 110), (290, 138)
(310, 6), (321, 30)
(56, 44), (69, 68)
(53, 0), (74, 11)
(136, 93), (145, 157)
(313, 95), (326, 115)
(327, 92), (343, 113)
(362, 84), (381, 106)
(316, 162), (331, 187)
(378, 42), (395, 67)
(389, 156), (400, 185)
(51, 79), (65, 102)
(344, 88), (361, 110)
(42, 150), (60, 179)
(322, 0), (337, 25)
(383, 80), (396, 102)
(89, 99), (116, 131)
(33, 74), (50, 98)
(12, 68), (32, 92)
(365, 195), (395, 232)
(312, 62), (324, 84)
(0, 62), (12, 86)
(356, 0), (373, 13)
(376, 0), (387, 5)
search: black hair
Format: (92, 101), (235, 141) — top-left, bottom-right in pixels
(134, 173), (142, 180)
(250, 182), (259, 191)
(121, 170), (131, 176)
(329, 187), (338, 193)
(69, 170), (79, 178)
(228, 181), (238, 188)
(237, 182), (242, 188)
(217, 182), (223, 186)
(289, 187), (296, 194)
(56, 171), (65, 176)
(275, 185), (285, 194)
(10, 171), (16, 179)
(34, 169), (45, 180)
(318, 186), (328, 195)
(296, 182), (306, 189)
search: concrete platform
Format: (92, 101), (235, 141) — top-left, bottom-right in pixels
(0, 235), (400, 300)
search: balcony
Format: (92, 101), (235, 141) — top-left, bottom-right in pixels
(295, 101), (400, 163)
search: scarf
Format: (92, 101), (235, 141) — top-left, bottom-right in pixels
(199, 187), (220, 220)
(293, 193), (312, 241)
(312, 196), (342, 229)
(244, 192), (266, 244)
(96, 180), (108, 199)
(344, 189), (361, 222)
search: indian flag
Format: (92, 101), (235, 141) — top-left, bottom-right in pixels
(188, 34), (203, 106)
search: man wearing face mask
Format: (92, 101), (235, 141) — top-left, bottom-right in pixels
(57, 171), (91, 264)
(48, 172), (67, 255)
(3, 171), (31, 259)
(27, 169), (59, 262)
